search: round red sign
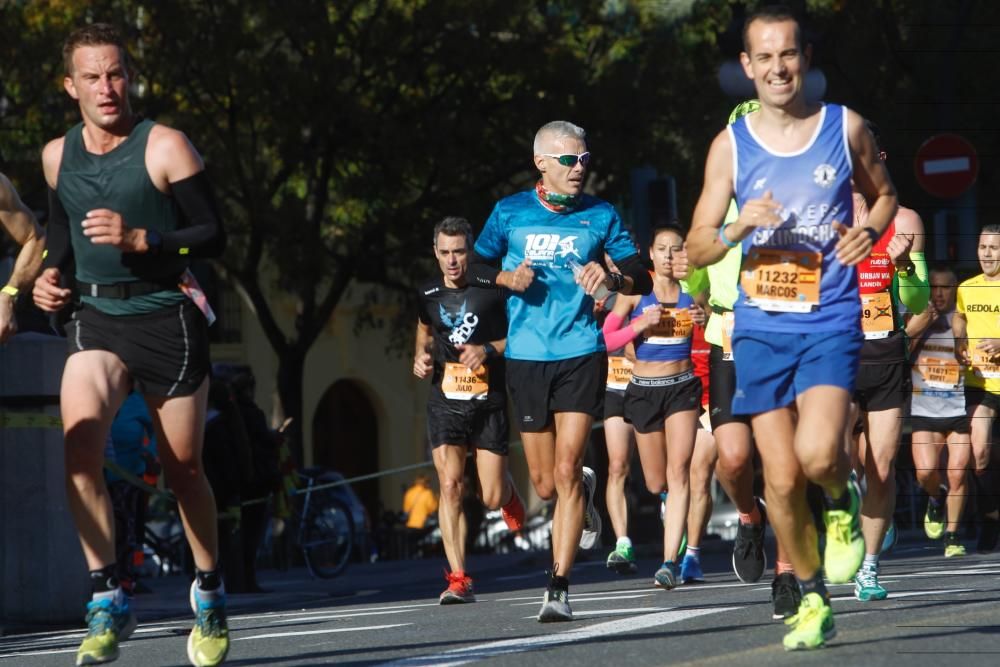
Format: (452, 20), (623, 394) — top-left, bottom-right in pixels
(914, 133), (979, 199)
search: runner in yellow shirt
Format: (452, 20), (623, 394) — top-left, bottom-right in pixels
(953, 224), (1000, 552)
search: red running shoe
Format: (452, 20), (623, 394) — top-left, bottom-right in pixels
(501, 490), (526, 532)
(439, 570), (475, 604)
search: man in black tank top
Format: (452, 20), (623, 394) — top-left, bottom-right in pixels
(413, 217), (525, 604)
(0, 173), (45, 341)
(31, 24), (229, 667)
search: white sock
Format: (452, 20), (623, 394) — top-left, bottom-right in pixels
(863, 553), (879, 570)
(616, 536), (632, 549)
(685, 545), (700, 559)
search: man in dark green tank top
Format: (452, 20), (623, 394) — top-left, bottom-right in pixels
(31, 23), (229, 667)
(0, 173), (45, 340)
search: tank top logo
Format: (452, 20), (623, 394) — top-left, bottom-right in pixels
(813, 163), (838, 188)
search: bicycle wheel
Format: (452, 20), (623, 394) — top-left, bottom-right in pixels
(301, 494), (354, 579)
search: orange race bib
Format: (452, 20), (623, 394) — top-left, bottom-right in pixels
(916, 356), (962, 389)
(721, 311), (735, 361)
(861, 292), (894, 340)
(606, 355), (634, 391)
(441, 362), (489, 400)
(741, 249), (822, 313)
(646, 307), (694, 345)
(972, 350), (1000, 380)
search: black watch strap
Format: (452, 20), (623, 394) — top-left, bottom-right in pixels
(482, 342), (499, 359)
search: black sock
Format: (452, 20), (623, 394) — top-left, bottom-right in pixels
(89, 565), (119, 594)
(550, 575), (570, 592)
(196, 568), (223, 592)
(797, 572), (829, 603)
(823, 488), (851, 512)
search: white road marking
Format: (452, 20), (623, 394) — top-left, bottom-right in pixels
(511, 593), (655, 606)
(831, 588), (973, 602)
(271, 609), (421, 623)
(230, 602), (438, 622)
(378, 607), (734, 666)
(521, 606), (676, 619)
(234, 622), (412, 641)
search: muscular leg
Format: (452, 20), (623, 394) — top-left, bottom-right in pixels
(753, 407), (819, 579)
(945, 431), (972, 532)
(687, 428), (717, 549)
(794, 386), (852, 495)
(912, 430), (946, 497)
(433, 444), (469, 573)
(62, 351), (132, 570)
(857, 407), (903, 556)
(549, 412), (593, 576)
(146, 378), (218, 572)
(604, 416), (633, 540)
(713, 421), (755, 515)
(969, 402), (997, 520)
(474, 448), (512, 510)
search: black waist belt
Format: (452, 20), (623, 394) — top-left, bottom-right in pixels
(78, 278), (180, 299)
(710, 305), (733, 315)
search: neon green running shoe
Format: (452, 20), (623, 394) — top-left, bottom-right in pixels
(187, 584), (230, 666)
(782, 592), (835, 651)
(606, 543), (638, 574)
(945, 533), (967, 558)
(76, 596), (137, 665)
(822, 478), (865, 584)
(924, 494), (946, 540)
(854, 563), (888, 601)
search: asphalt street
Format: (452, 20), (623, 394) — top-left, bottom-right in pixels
(3, 538), (999, 666)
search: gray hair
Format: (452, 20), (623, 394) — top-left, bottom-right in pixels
(533, 120), (586, 154)
(433, 216), (474, 249)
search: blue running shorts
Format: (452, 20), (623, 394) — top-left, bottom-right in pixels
(731, 330), (863, 415)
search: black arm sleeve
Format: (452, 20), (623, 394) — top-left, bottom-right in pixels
(467, 250), (501, 288)
(616, 254), (652, 295)
(42, 187), (73, 272)
(161, 171), (226, 258)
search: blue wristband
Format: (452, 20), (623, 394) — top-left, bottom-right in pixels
(718, 224), (739, 249)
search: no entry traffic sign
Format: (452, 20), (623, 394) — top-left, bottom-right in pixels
(914, 133), (979, 199)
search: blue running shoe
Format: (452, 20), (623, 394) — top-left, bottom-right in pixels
(881, 520), (898, 554)
(680, 554), (705, 584)
(654, 561), (680, 590)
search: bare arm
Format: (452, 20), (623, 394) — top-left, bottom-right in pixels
(413, 321), (433, 379)
(837, 109), (899, 266)
(953, 311), (969, 365)
(0, 174), (45, 292)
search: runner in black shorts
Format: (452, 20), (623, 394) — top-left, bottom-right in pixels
(470, 120), (652, 622)
(414, 217), (525, 605)
(32, 23), (228, 666)
(906, 267), (970, 557)
(850, 124), (928, 601)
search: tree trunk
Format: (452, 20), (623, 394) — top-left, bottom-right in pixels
(275, 345), (307, 466)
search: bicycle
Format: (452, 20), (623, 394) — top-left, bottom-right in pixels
(293, 471), (355, 578)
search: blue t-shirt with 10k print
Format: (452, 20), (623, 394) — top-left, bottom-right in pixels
(475, 189), (639, 361)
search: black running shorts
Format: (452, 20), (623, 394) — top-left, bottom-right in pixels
(854, 360), (910, 412)
(910, 414), (970, 435)
(964, 386), (1000, 413)
(425, 388), (509, 454)
(708, 345), (751, 430)
(506, 353), (607, 432)
(604, 389), (626, 420)
(67, 301), (210, 397)
(623, 371), (702, 434)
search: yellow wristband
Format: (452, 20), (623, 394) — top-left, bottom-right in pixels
(1, 285), (18, 297)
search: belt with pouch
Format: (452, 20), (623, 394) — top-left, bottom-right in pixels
(77, 277), (181, 299)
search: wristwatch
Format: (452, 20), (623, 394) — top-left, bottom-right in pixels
(482, 342), (499, 359)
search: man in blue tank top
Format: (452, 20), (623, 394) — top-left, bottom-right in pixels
(31, 24), (228, 667)
(470, 120), (652, 622)
(686, 7), (898, 652)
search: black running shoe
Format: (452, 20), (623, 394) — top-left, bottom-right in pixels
(977, 516), (1000, 553)
(732, 497), (767, 583)
(771, 572), (801, 620)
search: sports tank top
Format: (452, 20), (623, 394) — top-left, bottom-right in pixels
(631, 288), (695, 362)
(58, 119), (187, 315)
(730, 103), (860, 334)
(857, 218), (906, 361)
(911, 312), (965, 418)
